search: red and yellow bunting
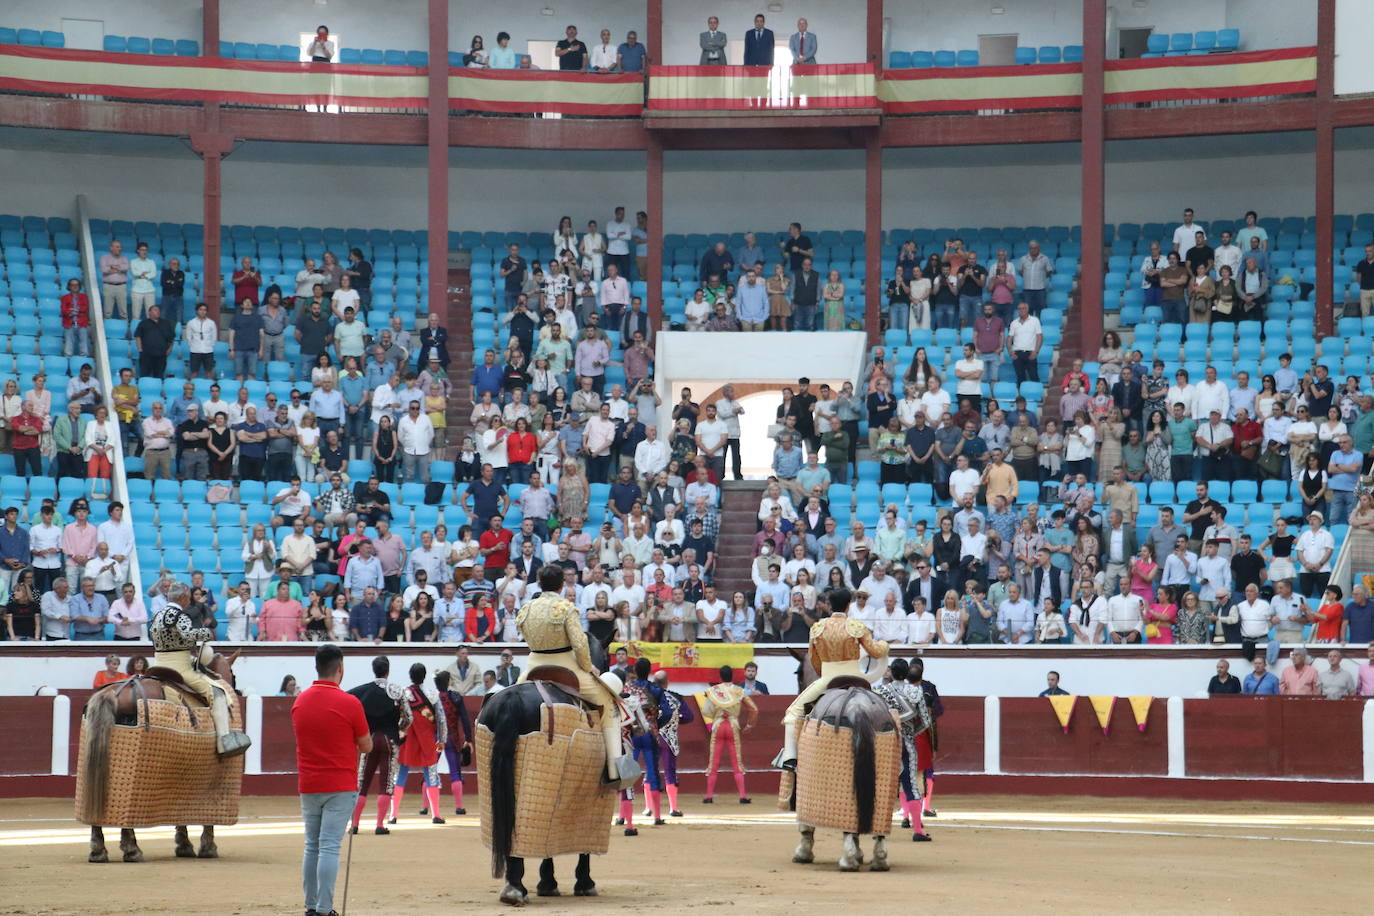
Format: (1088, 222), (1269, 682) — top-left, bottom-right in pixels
(1046, 694), (1076, 733)
(1104, 46), (1316, 104)
(1089, 695), (1116, 734)
(880, 62), (1082, 113)
(449, 70), (643, 116)
(1127, 696), (1153, 733)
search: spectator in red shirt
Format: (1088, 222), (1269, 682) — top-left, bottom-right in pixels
(92, 653), (129, 688)
(60, 278), (91, 358)
(478, 514), (513, 582)
(465, 593), (497, 642)
(10, 401), (45, 478)
(291, 643), (370, 916)
(506, 417), (537, 484)
(231, 257), (262, 306)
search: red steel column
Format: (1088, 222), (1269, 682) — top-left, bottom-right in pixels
(1078, 0), (1106, 348)
(426, 0), (449, 317)
(646, 137), (664, 330)
(867, 0), (883, 66)
(1315, 0), (1336, 338)
(203, 0), (219, 56)
(191, 124), (232, 321)
(646, 0), (662, 66)
(865, 133), (882, 347)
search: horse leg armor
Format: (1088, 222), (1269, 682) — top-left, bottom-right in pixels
(573, 854), (596, 896)
(793, 824), (815, 864)
(536, 858), (560, 897)
(198, 826), (218, 858)
(869, 835), (890, 872)
(838, 833), (863, 872)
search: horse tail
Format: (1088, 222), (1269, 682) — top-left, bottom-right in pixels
(482, 689), (522, 879)
(849, 693), (877, 835)
(79, 689), (117, 824)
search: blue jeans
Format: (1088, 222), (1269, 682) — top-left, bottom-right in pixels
(64, 326), (90, 358)
(958, 295), (981, 327)
(933, 304), (956, 330)
(979, 353), (1000, 384)
(887, 302), (908, 333)
(1022, 288), (1046, 315)
(162, 294), (185, 324)
(233, 349), (258, 379)
(792, 304), (816, 331)
(1162, 300), (1186, 328)
(299, 355), (319, 382)
(300, 790), (356, 916)
(1329, 488), (1357, 526)
(344, 409), (368, 459)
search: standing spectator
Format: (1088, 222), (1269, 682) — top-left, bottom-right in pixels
(307, 25), (335, 62)
(398, 400), (435, 484)
(99, 240), (129, 319)
(95, 502), (133, 585)
(109, 583), (148, 641)
(231, 257), (262, 307)
(140, 402), (175, 482)
(229, 297), (263, 381)
(82, 406), (117, 492)
(70, 576), (110, 640)
(616, 31), (648, 73)
(744, 14), (775, 65)
(791, 257), (819, 332)
(62, 502), (97, 591)
(556, 24), (587, 71)
(1016, 241), (1053, 315)
(1296, 512), (1335, 597)
(0, 506), (30, 595)
(40, 576), (74, 640)
(1278, 647), (1319, 695)
(184, 302), (219, 380)
(9, 401), (44, 478)
(128, 242), (157, 321)
(789, 18), (817, 63)
(235, 406), (269, 482)
(699, 16), (727, 64)
(134, 304), (174, 379)
(345, 249), (373, 314)
(60, 278), (91, 358)
(1358, 645), (1374, 697)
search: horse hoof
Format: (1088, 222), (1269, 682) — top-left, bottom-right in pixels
(174, 845), (195, 859)
(574, 886), (598, 897)
(198, 846), (219, 859)
(499, 885), (528, 907)
(88, 850), (109, 863)
(869, 861), (890, 872)
(123, 849), (144, 863)
(837, 857), (860, 872)
(792, 852), (814, 864)
(535, 884), (560, 897)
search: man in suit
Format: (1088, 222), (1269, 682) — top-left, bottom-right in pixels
(415, 313), (449, 370)
(495, 649), (521, 688)
(1110, 365), (1145, 432)
(905, 560), (938, 613)
(789, 18), (817, 64)
(792, 256), (820, 331)
(513, 539), (542, 582)
(1099, 509), (1138, 588)
(743, 14), (774, 66)
(699, 16), (727, 65)
(742, 661), (769, 695)
(1028, 547), (1064, 610)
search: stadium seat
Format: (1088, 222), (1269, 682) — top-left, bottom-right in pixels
(1037, 46), (1061, 64)
(1014, 47), (1037, 65)
(1062, 45), (1084, 63)
(933, 51), (956, 68)
(888, 51), (911, 69)
(1146, 34), (1169, 54)
(152, 38), (175, 56)
(911, 51), (934, 68)
(1216, 29), (1240, 50)
(41, 31), (64, 48)
(102, 35), (128, 53)
(1193, 31), (1217, 51)
(126, 36), (151, 54)
(175, 39), (200, 56)
(956, 50), (979, 67)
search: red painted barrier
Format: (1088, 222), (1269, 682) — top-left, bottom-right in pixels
(999, 697), (1168, 776)
(1184, 697), (1364, 780)
(0, 697), (52, 776)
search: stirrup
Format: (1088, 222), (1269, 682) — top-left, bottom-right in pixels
(216, 730), (252, 759)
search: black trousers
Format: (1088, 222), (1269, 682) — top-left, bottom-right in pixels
(724, 437), (743, 480)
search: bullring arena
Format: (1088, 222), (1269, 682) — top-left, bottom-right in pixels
(3, 0), (1374, 912)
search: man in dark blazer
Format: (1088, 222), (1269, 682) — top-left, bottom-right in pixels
(415, 313), (449, 371)
(1028, 548), (1064, 610)
(1110, 365), (1145, 431)
(743, 14), (775, 66)
(791, 256), (820, 331)
(495, 649), (521, 687)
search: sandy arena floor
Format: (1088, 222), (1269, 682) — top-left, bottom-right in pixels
(0, 794), (1368, 914)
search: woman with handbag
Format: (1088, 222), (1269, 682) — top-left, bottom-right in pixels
(1187, 264), (1215, 334)
(1211, 264), (1239, 325)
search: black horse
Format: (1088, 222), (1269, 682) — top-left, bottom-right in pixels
(479, 679), (602, 906)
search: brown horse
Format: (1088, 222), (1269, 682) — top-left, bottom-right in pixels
(82, 651), (241, 863)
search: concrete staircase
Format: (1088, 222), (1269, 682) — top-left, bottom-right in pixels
(442, 265), (473, 453)
(713, 480), (768, 597)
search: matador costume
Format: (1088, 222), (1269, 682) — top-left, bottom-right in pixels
(516, 592), (640, 787)
(773, 613), (889, 769)
(349, 674), (412, 833)
(149, 604), (251, 758)
(700, 680), (757, 801)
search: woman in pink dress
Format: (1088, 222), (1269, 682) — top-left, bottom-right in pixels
(1144, 583), (1178, 644)
(1128, 543), (1158, 602)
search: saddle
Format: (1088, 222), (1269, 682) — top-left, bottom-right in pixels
(525, 665), (582, 693)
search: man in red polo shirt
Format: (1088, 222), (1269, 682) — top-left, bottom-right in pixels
(292, 644), (370, 916)
(478, 513), (513, 583)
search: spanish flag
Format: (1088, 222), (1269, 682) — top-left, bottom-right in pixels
(609, 642), (757, 680)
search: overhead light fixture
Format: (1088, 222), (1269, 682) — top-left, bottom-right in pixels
(540, 6), (555, 16)
(768, 1), (784, 12)
(1132, 0), (1147, 7)
(991, 3), (1005, 14)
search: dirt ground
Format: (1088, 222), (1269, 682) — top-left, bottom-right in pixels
(0, 793), (1368, 915)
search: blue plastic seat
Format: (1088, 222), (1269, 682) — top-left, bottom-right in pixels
(233, 41), (255, 59)
(0, 28), (17, 44)
(888, 50), (912, 68)
(1063, 45), (1083, 63)
(1037, 46), (1061, 64)
(1170, 33), (1193, 52)
(911, 51), (934, 68)
(1014, 47), (1037, 65)
(1146, 34), (1169, 54)
(102, 35), (128, 53)
(278, 44), (299, 61)
(17, 30), (42, 46)
(175, 39), (200, 56)
(383, 49), (407, 66)
(1217, 29), (1240, 50)
(339, 48), (362, 64)
(126, 36), (151, 54)
(956, 50), (979, 67)
(405, 50), (428, 66)
(933, 50), (956, 68)
(41, 31), (64, 48)
(152, 38), (175, 56)
(1194, 31), (1217, 51)
(361, 48), (384, 65)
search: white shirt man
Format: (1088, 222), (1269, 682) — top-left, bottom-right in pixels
(948, 460), (980, 504)
(294, 264), (326, 298)
(1295, 521), (1335, 573)
(185, 310), (218, 355)
(1172, 217), (1202, 253)
(634, 429), (669, 480)
(919, 384), (951, 423)
(273, 486), (313, 521)
(401, 581), (440, 609)
(1195, 547), (1232, 602)
(84, 549), (126, 593)
(108, 588), (148, 640)
(480, 424), (509, 470)
(997, 587), (1035, 644)
(278, 524), (316, 575)
(398, 409), (435, 455)
(695, 592), (729, 640)
(695, 415), (728, 458)
(1269, 582), (1309, 642)
(96, 513), (135, 566)
(1007, 311), (1043, 354)
(715, 390), (744, 441)
(1214, 237), (1242, 278)
(1106, 588), (1145, 640)
(224, 588), (257, 641)
(621, 526), (654, 565)
(953, 348), (983, 398)
(610, 573), (646, 617)
(1236, 586), (1276, 640)
(869, 593), (909, 644)
(28, 514), (63, 577)
(858, 565), (902, 608)
(1192, 374), (1230, 421)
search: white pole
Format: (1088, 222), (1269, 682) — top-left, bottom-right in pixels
(1363, 700), (1374, 783)
(50, 694), (71, 776)
(244, 694), (263, 776)
(1166, 696), (1185, 778)
(982, 695), (1001, 775)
